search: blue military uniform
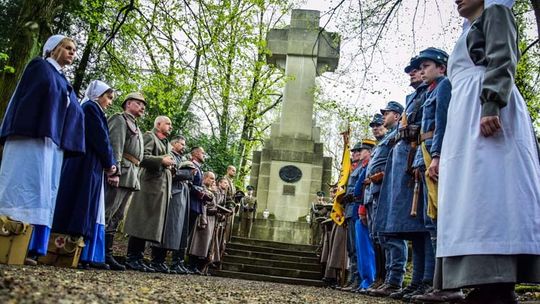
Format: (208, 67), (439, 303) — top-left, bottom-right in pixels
(365, 103), (409, 289)
(374, 64), (436, 293)
(411, 48), (451, 258)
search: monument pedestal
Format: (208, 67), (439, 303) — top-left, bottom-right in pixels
(248, 9), (339, 245)
(250, 123), (332, 228)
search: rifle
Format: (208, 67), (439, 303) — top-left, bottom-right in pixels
(410, 169), (420, 217)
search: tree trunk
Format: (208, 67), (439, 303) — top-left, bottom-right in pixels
(531, 0), (540, 38)
(0, 0), (62, 118)
(237, 8), (265, 182)
(73, 22), (98, 96)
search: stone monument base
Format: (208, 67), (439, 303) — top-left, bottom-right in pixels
(233, 218), (312, 245)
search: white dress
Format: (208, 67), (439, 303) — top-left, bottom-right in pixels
(437, 25), (540, 258)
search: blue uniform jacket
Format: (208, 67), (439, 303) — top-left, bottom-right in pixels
(374, 84), (429, 235)
(345, 164), (362, 220)
(413, 77), (452, 167)
(0, 58), (85, 156)
(364, 127), (398, 203)
(189, 161), (204, 214)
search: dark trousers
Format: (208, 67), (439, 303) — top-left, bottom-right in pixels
(127, 236), (146, 261)
(173, 210), (199, 263)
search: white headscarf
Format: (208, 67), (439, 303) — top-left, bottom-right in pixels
(81, 80), (112, 105)
(42, 34), (66, 57)
(463, 0), (515, 29)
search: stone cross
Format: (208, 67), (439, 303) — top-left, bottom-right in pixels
(266, 9), (340, 140)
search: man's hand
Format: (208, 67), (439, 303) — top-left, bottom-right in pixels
(107, 175), (120, 187)
(161, 155), (174, 167)
(360, 214), (368, 226)
(480, 115), (502, 137)
(428, 157), (439, 182)
(413, 167), (421, 180)
(105, 165), (117, 176)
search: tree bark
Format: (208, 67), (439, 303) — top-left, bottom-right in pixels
(531, 0), (540, 39)
(0, 0), (62, 118)
(73, 22), (98, 96)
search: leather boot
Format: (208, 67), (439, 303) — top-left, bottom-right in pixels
(411, 289), (465, 303)
(105, 233), (125, 271)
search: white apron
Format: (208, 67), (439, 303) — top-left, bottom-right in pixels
(0, 136), (63, 227)
(437, 25), (540, 257)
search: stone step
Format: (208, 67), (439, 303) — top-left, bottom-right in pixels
(212, 270), (325, 287)
(221, 262), (322, 280)
(226, 248), (320, 264)
(230, 236), (318, 252)
(227, 243), (317, 258)
(224, 255), (321, 272)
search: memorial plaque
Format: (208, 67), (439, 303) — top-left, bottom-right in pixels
(283, 185), (296, 196)
(279, 165), (302, 183)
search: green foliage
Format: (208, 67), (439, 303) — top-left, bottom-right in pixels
(514, 1), (540, 130)
(187, 133), (237, 178)
(0, 52), (15, 73)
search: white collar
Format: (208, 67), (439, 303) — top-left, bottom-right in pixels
(46, 58), (62, 73)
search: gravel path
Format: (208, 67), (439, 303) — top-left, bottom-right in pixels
(0, 265), (401, 304)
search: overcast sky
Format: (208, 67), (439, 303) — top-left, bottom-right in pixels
(297, 0), (463, 113)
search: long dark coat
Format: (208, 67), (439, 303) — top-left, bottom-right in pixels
(123, 131), (172, 242)
(158, 151), (190, 250)
(52, 101), (115, 239)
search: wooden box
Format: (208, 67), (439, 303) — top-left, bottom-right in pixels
(38, 233), (85, 268)
(0, 216), (33, 265)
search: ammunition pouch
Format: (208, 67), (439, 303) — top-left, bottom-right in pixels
(397, 124), (421, 144)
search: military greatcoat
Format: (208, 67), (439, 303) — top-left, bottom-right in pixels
(123, 131), (172, 242)
(375, 85), (429, 235)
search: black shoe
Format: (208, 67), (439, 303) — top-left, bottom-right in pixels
(78, 262), (91, 270)
(106, 255), (126, 271)
(150, 262), (170, 274)
(125, 259), (148, 272)
(169, 263), (185, 275)
(140, 261), (156, 273)
(89, 262), (111, 270)
(403, 283), (432, 301)
(389, 284), (419, 299)
(188, 266), (203, 275)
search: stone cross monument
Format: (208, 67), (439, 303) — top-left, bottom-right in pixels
(248, 9), (339, 243)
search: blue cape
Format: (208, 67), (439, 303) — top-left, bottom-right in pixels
(0, 57), (85, 156)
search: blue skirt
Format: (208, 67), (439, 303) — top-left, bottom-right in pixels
(80, 223), (105, 263)
(28, 225), (50, 256)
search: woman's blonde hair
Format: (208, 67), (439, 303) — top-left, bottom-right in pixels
(45, 37), (76, 58)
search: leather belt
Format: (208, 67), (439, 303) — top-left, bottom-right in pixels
(122, 152), (140, 166)
(420, 131), (434, 142)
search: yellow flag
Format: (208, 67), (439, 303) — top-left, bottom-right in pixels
(330, 130), (351, 225)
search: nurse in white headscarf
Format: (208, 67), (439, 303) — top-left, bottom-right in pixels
(52, 80), (117, 268)
(0, 35), (85, 260)
(433, 0), (540, 302)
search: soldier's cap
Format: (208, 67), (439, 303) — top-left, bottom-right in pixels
(412, 47), (449, 67)
(122, 92), (147, 108)
(369, 113), (384, 127)
(178, 161), (196, 169)
(246, 185), (255, 191)
(351, 139), (376, 152)
(234, 190), (245, 198)
(316, 191), (325, 197)
(380, 101), (404, 115)
(404, 56), (421, 73)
